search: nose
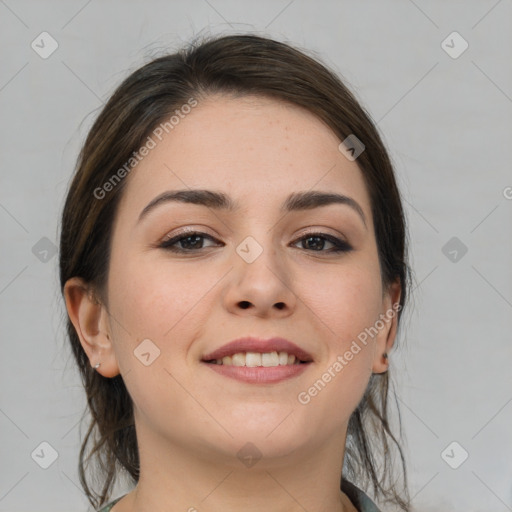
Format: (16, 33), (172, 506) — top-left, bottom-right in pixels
(223, 238), (297, 318)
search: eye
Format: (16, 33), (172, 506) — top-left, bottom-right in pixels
(291, 232), (353, 253)
(158, 230), (222, 253)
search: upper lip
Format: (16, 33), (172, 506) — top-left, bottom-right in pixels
(202, 337), (314, 362)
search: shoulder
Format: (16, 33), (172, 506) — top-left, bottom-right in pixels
(341, 479), (383, 512)
(96, 495), (125, 512)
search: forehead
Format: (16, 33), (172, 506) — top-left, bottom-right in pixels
(118, 94), (372, 220)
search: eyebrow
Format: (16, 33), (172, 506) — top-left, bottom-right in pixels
(137, 189), (367, 228)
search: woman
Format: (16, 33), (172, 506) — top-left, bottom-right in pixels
(59, 33), (412, 512)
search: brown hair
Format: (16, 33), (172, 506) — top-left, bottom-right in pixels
(59, 33), (412, 511)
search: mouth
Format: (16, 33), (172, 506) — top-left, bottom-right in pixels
(201, 337), (314, 367)
(201, 350), (312, 384)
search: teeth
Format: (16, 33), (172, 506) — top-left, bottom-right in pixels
(231, 353), (245, 366)
(262, 352), (279, 367)
(245, 352), (261, 367)
(213, 351), (301, 367)
(279, 352), (288, 365)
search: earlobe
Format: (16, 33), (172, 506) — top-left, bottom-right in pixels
(372, 280), (401, 374)
(372, 351), (390, 375)
(63, 277), (119, 377)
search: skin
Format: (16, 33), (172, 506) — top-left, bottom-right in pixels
(64, 94), (401, 512)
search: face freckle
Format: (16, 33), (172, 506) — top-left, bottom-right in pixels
(104, 93), (392, 466)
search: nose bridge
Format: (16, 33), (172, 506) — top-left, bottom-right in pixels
(234, 231), (282, 279)
(230, 200), (277, 259)
(234, 210), (284, 270)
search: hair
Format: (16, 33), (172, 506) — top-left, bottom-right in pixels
(59, 33), (412, 511)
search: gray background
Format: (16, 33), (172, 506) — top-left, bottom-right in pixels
(1, 1), (511, 511)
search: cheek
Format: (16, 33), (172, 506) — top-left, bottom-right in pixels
(106, 255), (210, 422)
(294, 257), (382, 416)
(109, 252), (200, 337)
(299, 256), (383, 347)
(107, 252), (221, 378)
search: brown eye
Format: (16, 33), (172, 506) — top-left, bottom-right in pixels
(292, 232), (352, 253)
(159, 231), (222, 252)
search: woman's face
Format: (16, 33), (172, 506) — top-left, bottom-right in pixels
(97, 94), (399, 462)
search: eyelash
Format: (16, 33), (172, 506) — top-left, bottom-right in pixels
(158, 230), (353, 254)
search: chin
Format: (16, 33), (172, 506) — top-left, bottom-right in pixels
(203, 434), (309, 470)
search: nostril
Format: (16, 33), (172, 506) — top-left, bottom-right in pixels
(239, 301), (251, 309)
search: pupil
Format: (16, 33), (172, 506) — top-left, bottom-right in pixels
(305, 236), (324, 250)
(181, 235), (202, 249)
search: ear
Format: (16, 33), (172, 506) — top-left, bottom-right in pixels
(63, 277), (120, 378)
(372, 279), (402, 374)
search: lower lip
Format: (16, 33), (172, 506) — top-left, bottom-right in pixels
(202, 362), (311, 384)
